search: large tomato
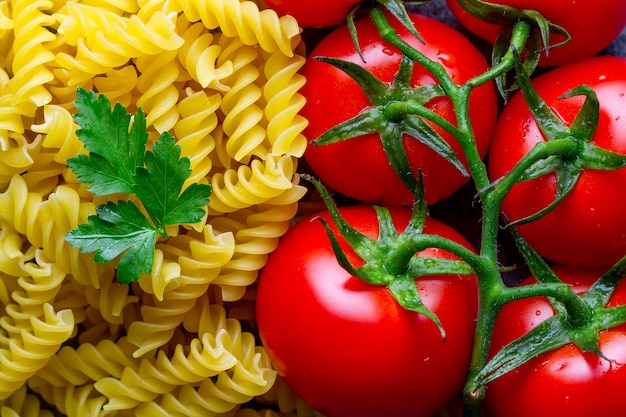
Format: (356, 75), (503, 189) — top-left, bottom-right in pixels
(446, 0), (626, 67)
(256, 205), (478, 417)
(300, 12), (497, 206)
(485, 265), (626, 417)
(262, 0), (361, 28)
(488, 55), (626, 267)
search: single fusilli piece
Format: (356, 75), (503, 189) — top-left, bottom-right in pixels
(175, 88), (221, 187)
(8, 0), (56, 110)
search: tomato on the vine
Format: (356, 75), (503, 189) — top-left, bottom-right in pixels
(262, 0), (361, 28)
(300, 12), (497, 206)
(485, 265), (626, 417)
(446, 0), (626, 67)
(488, 55), (626, 267)
(256, 205), (478, 417)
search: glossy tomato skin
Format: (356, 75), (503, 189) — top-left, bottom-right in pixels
(446, 0), (626, 67)
(485, 265), (626, 417)
(256, 205), (478, 417)
(488, 56), (626, 267)
(262, 0), (361, 28)
(300, 13), (497, 206)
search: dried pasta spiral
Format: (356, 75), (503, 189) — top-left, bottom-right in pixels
(0, 0), (312, 414)
(172, 0), (300, 56)
(8, 0), (56, 110)
(0, 385), (55, 417)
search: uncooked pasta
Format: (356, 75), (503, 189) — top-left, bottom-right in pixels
(0, 0), (311, 415)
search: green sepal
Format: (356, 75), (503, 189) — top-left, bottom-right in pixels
(347, 4), (366, 62)
(389, 276), (446, 340)
(473, 315), (570, 386)
(474, 299), (626, 388)
(504, 54), (626, 226)
(454, 0), (571, 63)
(492, 30), (540, 99)
(474, 235), (626, 386)
(311, 55), (467, 198)
(584, 257), (626, 309)
(507, 224), (626, 362)
(302, 173), (475, 340)
(403, 112), (469, 177)
(509, 160), (580, 227)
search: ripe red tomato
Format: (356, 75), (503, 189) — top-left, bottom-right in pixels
(256, 205), (478, 417)
(485, 265), (626, 417)
(446, 0), (626, 67)
(488, 55), (626, 267)
(300, 12), (497, 206)
(262, 0), (361, 28)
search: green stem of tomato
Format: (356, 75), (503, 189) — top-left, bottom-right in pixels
(486, 138), (580, 210)
(368, 9), (585, 416)
(467, 20), (533, 89)
(385, 233), (485, 276)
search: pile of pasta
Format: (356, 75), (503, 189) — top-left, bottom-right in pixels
(0, 0), (323, 415)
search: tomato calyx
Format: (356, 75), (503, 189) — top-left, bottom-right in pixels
(487, 52), (626, 226)
(302, 173), (475, 339)
(454, 0), (570, 78)
(470, 231), (626, 390)
(311, 53), (468, 199)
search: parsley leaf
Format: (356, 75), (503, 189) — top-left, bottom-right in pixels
(65, 88), (212, 284)
(68, 87), (148, 195)
(66, 201), (158, 284)
(134, 133), (210, 232)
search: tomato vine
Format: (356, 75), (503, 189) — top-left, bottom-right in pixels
(300, 1), (626, 416)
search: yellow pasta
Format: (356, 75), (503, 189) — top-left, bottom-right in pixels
(0, 385), (55, 417)
(0, 0), (311, 414)
(172, 0), (300, 56)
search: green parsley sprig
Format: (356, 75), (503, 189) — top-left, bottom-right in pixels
(65, 88), (212, 284)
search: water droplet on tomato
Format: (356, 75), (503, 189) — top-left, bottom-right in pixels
(599, 75), (607, 81)
(381, 48), (395, 56)
(535, 310), (542, 316)
(423, 258), (437, 267)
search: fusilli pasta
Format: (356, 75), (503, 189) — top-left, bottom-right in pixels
(0, 0), (311, 414)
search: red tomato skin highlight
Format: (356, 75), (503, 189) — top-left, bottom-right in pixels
(256, 206), (478, 417)
(446, 0), (626, 67)
(485, 265), (626, 417)
(488, 55), (626, 267)
(300, 12), (497, 206)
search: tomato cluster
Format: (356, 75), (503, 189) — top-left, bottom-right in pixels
(255, 1), (626, 417)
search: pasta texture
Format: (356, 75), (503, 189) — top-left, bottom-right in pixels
(0, 0), (312, 415)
